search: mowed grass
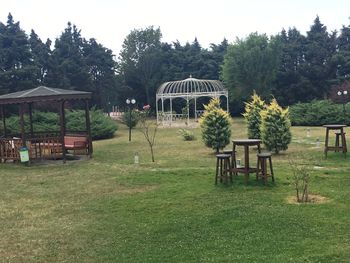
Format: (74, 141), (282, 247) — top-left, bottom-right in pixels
(1, 119), (350, 262)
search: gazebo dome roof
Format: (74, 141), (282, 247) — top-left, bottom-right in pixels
(156, 77), (227, 98)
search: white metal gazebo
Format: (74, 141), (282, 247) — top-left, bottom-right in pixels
(156, 76), (229, 125)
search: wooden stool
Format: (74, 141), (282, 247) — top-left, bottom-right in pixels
(215, 154), (232, 185)
(223, 150), (237, 175)
(335, 132), (347, 152)
(256, 152), (274, 184)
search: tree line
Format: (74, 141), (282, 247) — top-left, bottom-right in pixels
(1, 13), (350, 114)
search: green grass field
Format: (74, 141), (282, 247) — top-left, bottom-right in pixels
(1, 119), (350, 262)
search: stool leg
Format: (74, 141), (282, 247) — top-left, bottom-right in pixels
(341, 132), (347, 154)
(262, 159), (267, 185)
(220, 158), (223, 183)
(223, 158), (228, 184)
(335, 134), (339, 152)
(269, 157), (274, 182)
(228, 159), (233, 183)
(215, 158), (219, 185)
(325, 128), (329, 158)
(256, 157), (260, 181)
(231, 152), (237, 176)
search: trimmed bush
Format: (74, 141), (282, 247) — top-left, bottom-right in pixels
(1, 108), (117, 140)
(242, 91), (266, 139)
(121, 109), (140, 128)
(66, 108), (117, 140)
(289, 100), (350, 126)
(260, 99), (291, 154)
(177, 128), (195, 141)
(1, 111), (59, 135)
(200, 98), (232, 152)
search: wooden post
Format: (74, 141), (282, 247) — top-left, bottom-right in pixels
(59, 100), (66, 163)
(1, 105), (6, 137)
(28, 103), (34, 138)
(19, 104), (26, 146)
(85, 99), (93, 157)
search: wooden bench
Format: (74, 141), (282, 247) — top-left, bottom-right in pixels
(64, 135), (88, 155)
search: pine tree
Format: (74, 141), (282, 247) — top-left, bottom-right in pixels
(29, 30), (52, 84)
(0, 13), (37, 94)
(242, 91), (265, 139)
(260, 99), (292, 154)
(46, 22), (92, 91)
(302, 16), (335, 99)
(200, 98), (231, 152)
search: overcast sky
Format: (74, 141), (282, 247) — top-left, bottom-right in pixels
(1, 0), (350, 57)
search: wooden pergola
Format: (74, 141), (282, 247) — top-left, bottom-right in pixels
(0, 86), (92, 163)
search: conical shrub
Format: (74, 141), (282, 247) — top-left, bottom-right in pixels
(200, 98), (232, 152)
(260, 98), (291, 154)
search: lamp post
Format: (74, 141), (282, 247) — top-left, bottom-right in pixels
(126, 98), (136, 141)
(337, 90), (348, 113)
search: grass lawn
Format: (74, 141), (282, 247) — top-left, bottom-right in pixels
(1, 118), (350, 262)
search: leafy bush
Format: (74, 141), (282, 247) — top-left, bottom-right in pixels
(177, 128), (195, 141)
(121, 109), (140, 128)
(66, 108), (117, 140)
(1, 111), (59, 135)
(200, 98), (232, 152)
(1, 108), (117, 140)
(260, 99), (291, 154)
(288, 158), (310, 203)
(290, 100), (350, 126)
(242, 91), (266, 139)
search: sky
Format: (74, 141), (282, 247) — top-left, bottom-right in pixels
(1, 0), (350, 57)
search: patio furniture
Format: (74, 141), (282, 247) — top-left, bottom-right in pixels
(231, 139), (262, 184)
(222, 149), (237, 176)
(256, 152), (274, 184)
(64, 135), (88, 155)
(323, 124), (347, 157)
(215, 153), (232, 185)
(335, 132), (346, 152)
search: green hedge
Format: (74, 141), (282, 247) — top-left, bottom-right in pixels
(0, 108), (117, 140)
(289, 100), (350, 126)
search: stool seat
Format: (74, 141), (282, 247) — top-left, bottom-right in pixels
(216, 153), (231, 159)
(257, 152), (272, 158)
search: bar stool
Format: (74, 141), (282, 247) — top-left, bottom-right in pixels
(256, 152), (274, 184)
(215, 154), (232, 185)
(222, 150), (237, 175)
(335, 132), (347, 152)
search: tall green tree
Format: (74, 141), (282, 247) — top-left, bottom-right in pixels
(29, 30), (52, 84)
(273, 28), (309, 105)
(0, 13), (37, 94)
(222, 33), (279, 113)
(46, 22), (92, 91)
(334, 22), (350, 82)
(301, 16), (336, 99)
(83, 38), (117, 109)
(118, 26), (162, 105)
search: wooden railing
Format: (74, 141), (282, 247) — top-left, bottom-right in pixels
(0, 131), (90, 162)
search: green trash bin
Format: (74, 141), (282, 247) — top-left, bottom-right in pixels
(19, 146), (30, 163)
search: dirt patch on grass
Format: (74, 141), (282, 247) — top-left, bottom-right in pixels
(118, 185), (158, 194)
(286, 194), (330, 204)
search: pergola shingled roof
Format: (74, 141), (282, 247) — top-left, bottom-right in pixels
(0, 86), (91, 105)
